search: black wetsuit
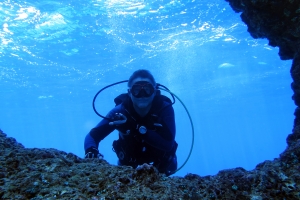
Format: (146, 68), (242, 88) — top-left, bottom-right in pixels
(84, 93), (178, 175)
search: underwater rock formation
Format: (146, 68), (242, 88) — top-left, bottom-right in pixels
(225, 0), (300, 60)
(1, 128), (300, 199)
(2, 1), (300, 199)
(225, 0), (300, 144)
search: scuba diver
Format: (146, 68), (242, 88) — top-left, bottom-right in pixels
(84, 69), (178, 176)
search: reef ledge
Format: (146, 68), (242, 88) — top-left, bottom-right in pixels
(1, 129), (299, 199)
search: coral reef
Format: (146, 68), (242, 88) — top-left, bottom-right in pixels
(225, 0), (300, 60)
(1, 128), (300, 199)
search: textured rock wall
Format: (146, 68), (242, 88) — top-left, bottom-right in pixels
(1, 129), (300, 199)
(225, 0), (300, 166)
(290, 51), (300, 145)
(225, 0), (300, 60)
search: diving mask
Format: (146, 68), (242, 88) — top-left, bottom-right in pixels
(129, 81), (155, 98)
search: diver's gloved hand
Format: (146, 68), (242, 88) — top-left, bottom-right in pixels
(85, 147), (103, 159)
(109, 113), (133, 136)
(109, 113), (127, 126)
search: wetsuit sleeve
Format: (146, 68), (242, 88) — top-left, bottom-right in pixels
(144, 103), (176, 152)
(84, 105), (122, 150)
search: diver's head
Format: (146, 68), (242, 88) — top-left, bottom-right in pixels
(128, 69), (156, 88)
(128, 70), (156, 111)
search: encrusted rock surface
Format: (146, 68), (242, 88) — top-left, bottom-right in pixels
(1, 128), (300, 199)
(225, 0), (300, 60)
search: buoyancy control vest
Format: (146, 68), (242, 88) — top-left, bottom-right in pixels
(112, 91), (178, 169)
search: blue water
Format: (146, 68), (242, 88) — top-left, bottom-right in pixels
(0, 0), (295, 177)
